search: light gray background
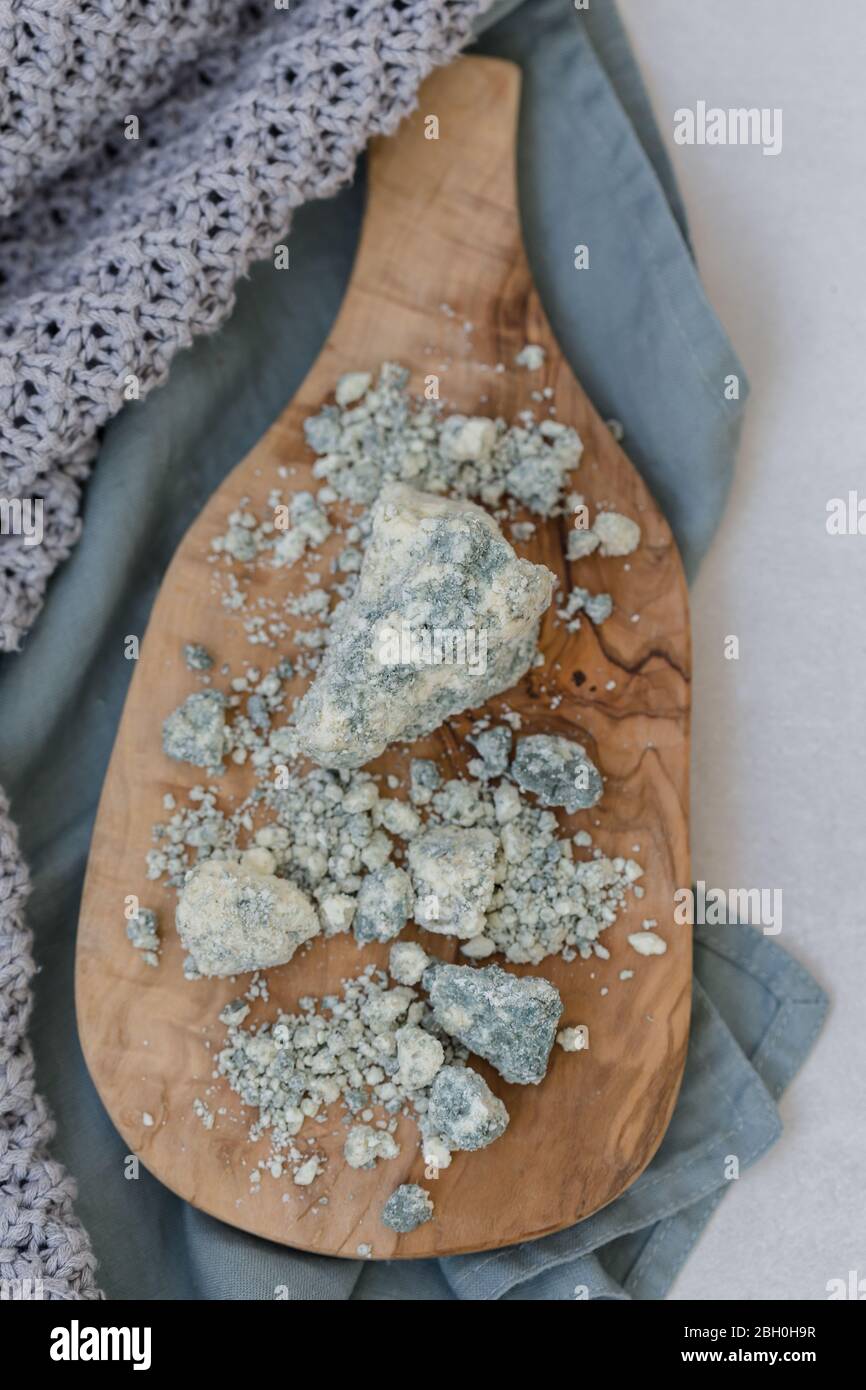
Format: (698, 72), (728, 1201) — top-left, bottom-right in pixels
(618, 0), (866, 1300)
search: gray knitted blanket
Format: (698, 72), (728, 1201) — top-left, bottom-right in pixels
(0, 0), (489, 1300)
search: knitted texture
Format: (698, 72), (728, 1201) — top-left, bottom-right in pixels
(0, 0), (491, 651)
(0, 793), (101, 1299)
(0, 0), (490, 1297)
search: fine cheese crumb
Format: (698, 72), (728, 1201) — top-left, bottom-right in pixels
(628, 931), (667, 956)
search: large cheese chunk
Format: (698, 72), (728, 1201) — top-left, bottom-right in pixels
(294, 484), (555, 769)
(176, 848), (320, 976)
(423, 961), (563, 1085)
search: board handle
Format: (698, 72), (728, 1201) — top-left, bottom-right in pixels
(353, 57), (523, 314)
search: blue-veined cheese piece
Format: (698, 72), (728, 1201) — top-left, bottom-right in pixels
(394, 1024), (444, 1090)
(294, 483), (555, 769)
(353, 864), (413, 945)
(408, 826), (499, 939)
(162, 689), (227, 771)
(423, 961), (563, 1085)
(381, 1183), (435, 1233)
(593, 510), (641, 556)
(175, 848), (319, 976)
(343, 1124), (400, 1170)
(510, 733), (603, 813)
(426, 1065), (509, 1150)
(408, 758), (441, 806)
(467, 723), (512, 779)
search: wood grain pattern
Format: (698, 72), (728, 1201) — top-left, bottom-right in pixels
(75, 57), (691, 1260)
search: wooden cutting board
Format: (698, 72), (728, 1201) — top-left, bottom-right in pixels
(76, 56), (691, 1261)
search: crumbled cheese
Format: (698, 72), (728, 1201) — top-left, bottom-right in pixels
(162, 690), (227, 771)
(353, 864), (413, 945)
(183, 642), (214, 671)
(216, 968), (468, 1181)
(515, 344), (546, 371)
(175, 847), (320, 976)
(510, 734), (604, 814)
(381, 1183), (434, 1233)
(395, 1024), (444, 1090)
(566, 509), (641, 562)
(343, 1124), (400, 1170)
(293, 1157), (320, 1186)
(388, 940), (430, 986)
(193, 1097), (215, 1129)
(125, 905), (160, 967)
(592, 511), (641, 557)
(492, 781), (521, 825)
(319, 893), (357, 935)
(557, 1026), (588, 1053)
(557, 586), (613, 630)
(409, 759), (441, 806)
(566, 527), (600, 561)
(304, 361), (581, 514)
(467, 724), (512, 779)
(421, 1133), (452, 1173)
(424, 962), (563, 1085)
(628, 931), (667, 956)
(335, 370), (372, 407)
(441, 414), (497, 462)
(408, 826), (499, 939)
(426, 1066), (509, 1151)
(459, 935), (496, 959)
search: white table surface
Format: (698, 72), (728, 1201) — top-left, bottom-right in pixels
(616, 0), (866, 1301)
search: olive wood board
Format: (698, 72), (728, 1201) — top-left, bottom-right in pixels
(76, 56), (692, 1260)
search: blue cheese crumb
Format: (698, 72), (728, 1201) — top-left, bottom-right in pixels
(162, 689), (227, 771)
(395, 1024), (444, 1089)
(423, 962), (563, 1085)
(409, 759), (441, 806)
(408, 826), (498, 939)
(126, 906), (160, 966)
(426, 1065), (509, 1150)
(193, 1097), (214, 1129)
(388, 940), (430, 986)
(293, 1156), (321, 1186)
(593, 511), (641, 557)
(343, 1124), (400, 1170)
(511, 734), (603, 814)
(515, 344), (546, 371)
(353, 864), (413, 945)
(184, 642), (214, 671)
(335, 371), (372, 407)
(381, 1183), (434, 1233)
(467, 724), (512, 779)
(557, 586), (613, 630)
(567, 509), (641, 561)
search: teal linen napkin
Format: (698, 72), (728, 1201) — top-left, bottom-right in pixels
(0, 0), (826, 1299)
